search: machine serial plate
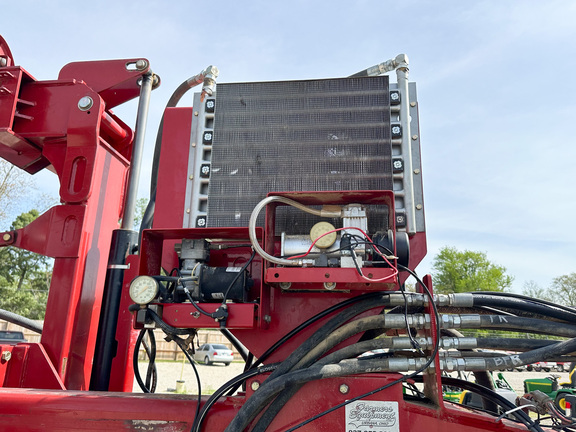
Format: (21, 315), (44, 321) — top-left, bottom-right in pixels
(345, 401), (399, 432)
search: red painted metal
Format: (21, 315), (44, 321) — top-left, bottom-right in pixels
(0, 379), (549, 432)
(0, 37), (152, 391)
(0, 36), (533, 432)
(161, 303), (256, 329)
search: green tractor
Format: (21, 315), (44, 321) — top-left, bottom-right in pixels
(524, 372), (576, 413)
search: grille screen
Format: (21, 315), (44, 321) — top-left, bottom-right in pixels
(206, 76), (392, 234)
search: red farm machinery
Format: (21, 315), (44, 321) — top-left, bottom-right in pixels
(0, 35), (574, 431)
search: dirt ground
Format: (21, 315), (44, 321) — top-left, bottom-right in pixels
(134, 360), (571, 397)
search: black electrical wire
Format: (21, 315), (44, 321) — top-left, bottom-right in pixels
(224, 291), (388, 399)
(221, 249), (256, 305)
(133, 328), (156, 393)
(253, 291), (387, 368)
(278, 274), (441, 432)
(146, 308), (197, 336)
(237, 294), (394, 430)
(178, 342), (203, 426)
(251, 267), (439, 432)
(419, 376), (545, 432)
(190, 363), (280, 432)
(143, 330), (157, 392)
(225, 358), (410, 432)
(266, 294), (391, 382)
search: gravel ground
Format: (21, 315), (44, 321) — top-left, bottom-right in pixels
(133, 360), (570, 397)
(133, 360), (246, 394)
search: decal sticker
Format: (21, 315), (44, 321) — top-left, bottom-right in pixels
(345, 400), (399, 432)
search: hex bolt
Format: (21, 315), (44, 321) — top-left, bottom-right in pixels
(416, 204), (423, 210)
(135, 59), (148, 71)
(78, 96), (93, 111)
(279, 282), (291, 290)
(2, 351), (11, 362)
(264, 315), (272, 323)
(251, 381), (260, 391)
(412, 134), (418, 140)
(324, 282), (336, 290)
(339, 383), (349, 394)
(191, 311), (201, 319)
(413, 169), (421, 174)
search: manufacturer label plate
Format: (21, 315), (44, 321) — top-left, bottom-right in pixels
(345, 400), (399, 432)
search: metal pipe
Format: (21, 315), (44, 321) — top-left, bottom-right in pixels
(395, 56), (417, 234)
(122, 72), (154, 230)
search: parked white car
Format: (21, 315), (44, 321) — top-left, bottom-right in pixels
(193, 343), (234, 366)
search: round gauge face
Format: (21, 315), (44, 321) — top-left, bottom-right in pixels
(129, 276), (159, 305)
(310, 221), (337, 249)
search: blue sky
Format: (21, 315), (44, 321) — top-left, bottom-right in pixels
(2, 0), (575, 292)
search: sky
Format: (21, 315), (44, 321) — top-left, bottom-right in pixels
(1, 0), (575, 293)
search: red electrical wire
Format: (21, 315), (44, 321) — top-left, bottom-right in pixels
(287, 227), (398, 283)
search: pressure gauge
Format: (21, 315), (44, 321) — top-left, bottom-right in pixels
(310, 221), (337, 249)
(129, 276), (159, 305)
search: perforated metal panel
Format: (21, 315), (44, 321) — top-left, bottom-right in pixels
(191, 76), (393, 234)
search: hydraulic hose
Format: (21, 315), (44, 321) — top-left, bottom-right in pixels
(143, 66), (219, 233)
(224, 358), (408, 432)
(471, 293), (576, 323)
(414, 375), (545, 432)
(0, 308), (42, 334)
(267, 294), (391, 381)
(190, 363), (280, 432)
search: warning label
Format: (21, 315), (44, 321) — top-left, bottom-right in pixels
(345, 400), (399, 432)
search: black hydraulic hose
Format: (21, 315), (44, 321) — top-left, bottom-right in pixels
(253, 291), (387, 368)
(224, 358), (405, 432)
(267, 294), (391, 381)
(476, 337), (561, 351)
(473, 291), (576, 315)
(482, 337), (576, 371)
(0, 308), (42, 334)
(252, 298), (395, 432)
(474, 315), (576, 338)
(224, 292), (387, 398)
(190, 363), (280, 432)
(471, 293), (576, 323)
(414, 375), (545, 432)
(220, 328), (249, 362)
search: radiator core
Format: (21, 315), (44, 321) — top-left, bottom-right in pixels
(204, 76), (392, 234)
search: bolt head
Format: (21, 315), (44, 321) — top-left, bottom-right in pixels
(78, 96), (93, 111)
(1, 351), (11, 361)
(251, 381), (260, 391)
(136, 59), (148, 70)
(2, 233), (11, 242)
(0, 57), (7, 67)
(339, 383), (349, 394)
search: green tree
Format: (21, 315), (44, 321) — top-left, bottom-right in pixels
(549, 273), (576, 307)
(0, 209), (51, 319)
(522, 280), (555, 302)
(431, 246), (513, 293)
